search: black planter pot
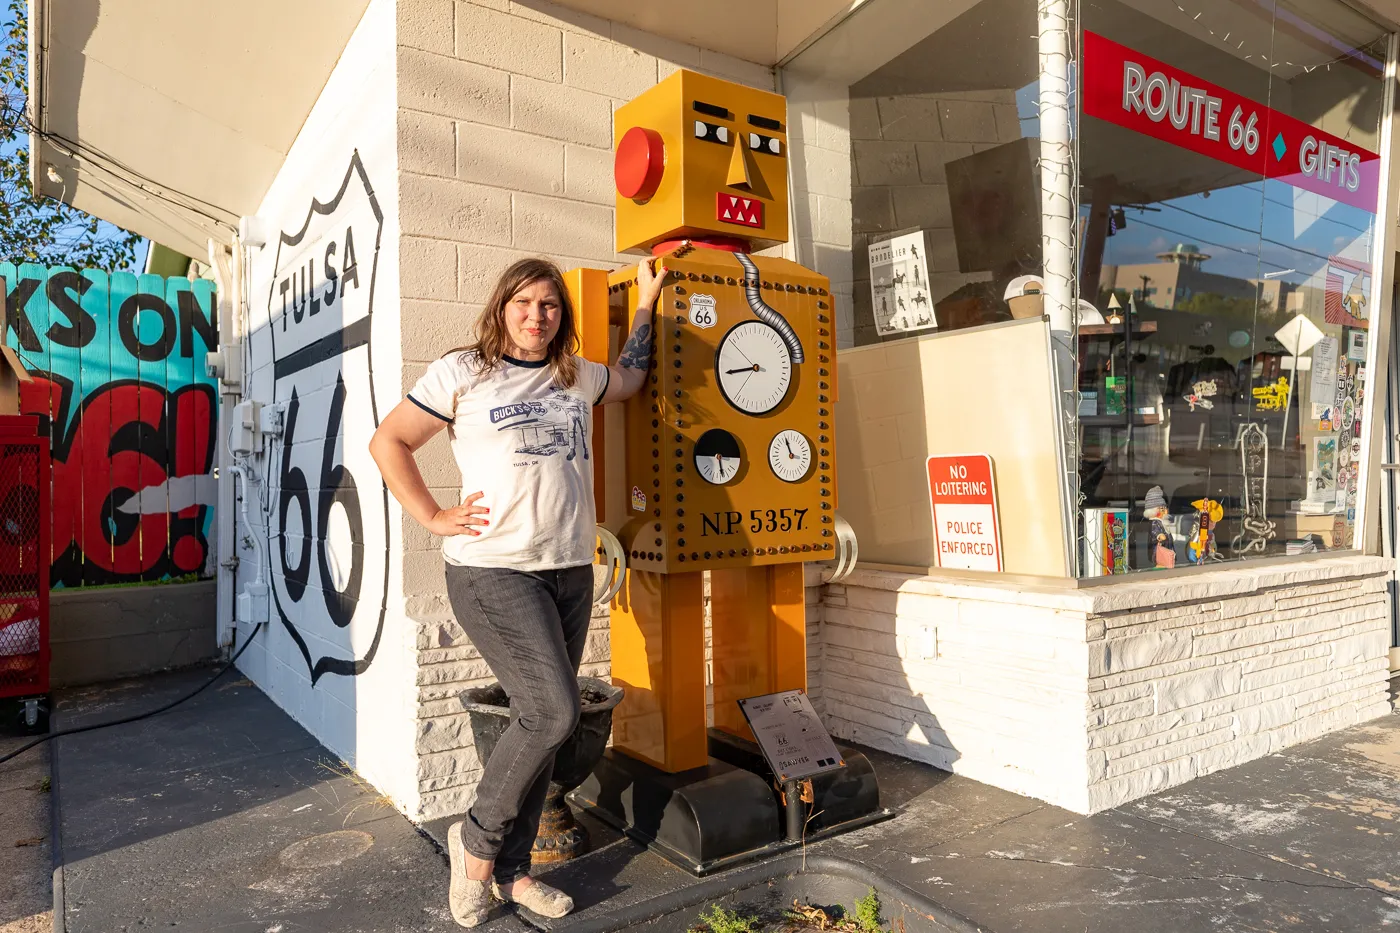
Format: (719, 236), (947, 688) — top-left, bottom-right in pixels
(459, 676), (624, 862)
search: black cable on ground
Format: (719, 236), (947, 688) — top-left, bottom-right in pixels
(0, 622), (265, 767)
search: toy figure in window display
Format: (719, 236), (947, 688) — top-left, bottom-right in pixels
(1187, 498), (1224, 564)
(1142, 485), (1175, 569)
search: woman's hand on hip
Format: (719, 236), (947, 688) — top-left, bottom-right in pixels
(428, 491), (490, 537)
(634, 256), (669, 310)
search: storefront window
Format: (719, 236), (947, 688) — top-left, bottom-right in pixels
(781, 0), (1046, 350)
(1076, 0), (1390, 575)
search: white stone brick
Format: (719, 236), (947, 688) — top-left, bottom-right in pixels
(512, 192), (613, 258)
(1331, 630), (1388, 666)
(511, 74), (614, 148)
(456, 244), (534, 303)
(458, 121), (565, 195)
(418, 746), (484, 782)
(400, 299), (483, 363)
(403, 549), (449, 600)
(1100, 632), (1192, 674)
(418, 655), (494, 686)
(1155, 665), (1241, 712)
(399, 47), (510, 125)
(401, 174), (512, 244)
(400, 235), (458, 301)
(400, 0), (455, 55)
(564, 143), (615, 205)
(564, 31), (657, 99)
(1239, 657), (1331, 691)
(456, 2), (562, 82)
(416, 714), (480, 755)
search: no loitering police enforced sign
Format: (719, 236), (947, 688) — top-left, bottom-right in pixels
(927, 454), (1003, 572)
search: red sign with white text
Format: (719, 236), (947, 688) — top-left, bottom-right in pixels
(927, 454), (1002, 572)
(1083, 31), (1380, 213)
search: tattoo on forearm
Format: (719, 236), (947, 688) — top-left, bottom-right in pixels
(618, 322), (653, 370)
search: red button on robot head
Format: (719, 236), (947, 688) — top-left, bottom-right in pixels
(615, 126), (665, 201)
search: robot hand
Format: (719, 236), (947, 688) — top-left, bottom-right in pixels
(827, 513), (859, 584)
(594, 526), (628, 604)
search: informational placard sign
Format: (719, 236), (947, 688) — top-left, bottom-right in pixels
(927, 454), (1003, 572)
(738, 690), (845, 783)
(868, 230), (936, 336)
(1083, 31), (1380, 213)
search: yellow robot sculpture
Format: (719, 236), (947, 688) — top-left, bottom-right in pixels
(569, 71), (876, 872)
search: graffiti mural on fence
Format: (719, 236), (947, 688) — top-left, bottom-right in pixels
(1, 264), (218, 587)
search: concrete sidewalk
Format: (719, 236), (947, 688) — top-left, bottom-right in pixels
(46, 667), (1400, 932)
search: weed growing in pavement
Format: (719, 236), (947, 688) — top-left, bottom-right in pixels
(694, 904), (764, 933)
(696, 888), (905, 933)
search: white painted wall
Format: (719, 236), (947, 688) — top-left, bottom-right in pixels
(395, 0), (777, 820)
(234, 0), (419, 815)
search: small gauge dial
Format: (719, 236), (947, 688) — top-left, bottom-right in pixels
(716, 321), (793, 415)
(768, 430), (812, 483)
(694, 428), (742, 485)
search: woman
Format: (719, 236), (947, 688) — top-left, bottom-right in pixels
(370, 255), (665, 926)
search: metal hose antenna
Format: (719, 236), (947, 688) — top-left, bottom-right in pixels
(735, 252), (804, 363)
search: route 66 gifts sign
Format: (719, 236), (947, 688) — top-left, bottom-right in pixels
(266, 152), (389, 683)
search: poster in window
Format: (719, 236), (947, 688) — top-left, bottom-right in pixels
(1346, 328), (1367, 362)
(869, 230), (936, 336)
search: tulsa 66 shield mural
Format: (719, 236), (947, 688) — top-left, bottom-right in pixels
(261, 151), (390, 683)
(2, 265), (218, 587)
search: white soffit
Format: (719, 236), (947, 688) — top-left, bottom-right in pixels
(533, 0), (859, 66)
(31, 0), (370, 258)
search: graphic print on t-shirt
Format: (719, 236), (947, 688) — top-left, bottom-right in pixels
(489, 386), (591, 462)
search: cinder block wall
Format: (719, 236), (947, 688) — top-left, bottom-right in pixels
(395, 0), (775, 820)
(848, 91), (1026, 347)
(50, 582), (217, 688)
(814, 557), (1393, 814)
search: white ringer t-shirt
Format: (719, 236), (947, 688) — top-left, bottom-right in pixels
(408, 352), (610, 571)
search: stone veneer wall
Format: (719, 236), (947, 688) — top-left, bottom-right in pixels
(804, 555), (1393, 814)
(395, 0), (775, 821)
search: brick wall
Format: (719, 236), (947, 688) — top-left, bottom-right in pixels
(1085, 566), (1393, 811)
(395, 0), (775, 820)
(811, 556), (1393, 814)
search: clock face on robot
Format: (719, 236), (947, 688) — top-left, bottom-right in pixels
(694, 428), (742, 485)
(715, 320), (792, 415)
(768, 429), (812, 483)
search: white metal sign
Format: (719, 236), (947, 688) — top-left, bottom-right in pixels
(738, 690), (844, 783)
(688, 293), (716, 329)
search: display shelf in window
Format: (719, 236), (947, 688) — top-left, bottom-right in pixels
(1080, 412), (1162, 428)
(1077, 321), (1158, 340)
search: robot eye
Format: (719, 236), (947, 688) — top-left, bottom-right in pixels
(748, 133), (781, 155)
(694, 121), (730, 144)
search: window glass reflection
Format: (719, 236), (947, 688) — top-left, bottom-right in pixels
(1077, 0), (1387, 575)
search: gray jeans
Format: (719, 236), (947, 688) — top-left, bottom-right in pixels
(444, 562), (593, 883)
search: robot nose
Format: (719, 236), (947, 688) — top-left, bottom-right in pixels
(726, 142), (752, 189)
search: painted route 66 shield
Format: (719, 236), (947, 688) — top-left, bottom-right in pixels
(267, 152), (388, 683)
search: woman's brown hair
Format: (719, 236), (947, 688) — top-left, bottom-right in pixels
(451, 257), (580, 388)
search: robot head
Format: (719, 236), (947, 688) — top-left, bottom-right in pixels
(613, 70), (789, 254)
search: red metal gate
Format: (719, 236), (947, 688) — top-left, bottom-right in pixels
(0, 416), (49, 699)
